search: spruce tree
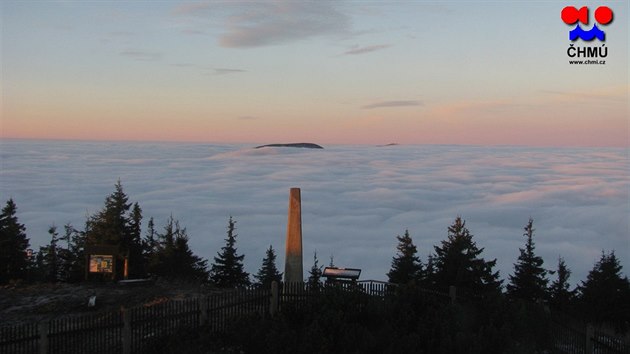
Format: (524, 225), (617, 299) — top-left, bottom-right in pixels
(63, 223), (86, 282)
(424, 254), (437, 288)
(43, 225), (61, 282)
(152, 215), (178, 277)
(127, 203), (144, 277)
(171, 227), (209, 282)
(151, 216), (208, 281)
(433, 216), (502, 293)
(387, 230), (423, 285)
(33, 225), (72, 283)
(85, 180), (131, 246)
(507, 218), (549, 302)
(210, 217), (250, 288)
(549, 256), (573, 311)
(578, 251), (630, 329)
(307, 252), (323, 290)
(0, 199), (30, 284)
(143, 217), (158, 275)
(254, 245), (282, 287)
(32, 250), (47, 282)
(84, 181), (144, 278)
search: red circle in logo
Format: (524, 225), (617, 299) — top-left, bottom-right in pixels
(594, 6), (613, 25)
(561, 6), (578, 24)
(561, 6), (588, 25)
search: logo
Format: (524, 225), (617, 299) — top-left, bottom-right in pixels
(561, 6), (613, 41)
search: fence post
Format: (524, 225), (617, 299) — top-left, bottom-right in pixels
(449, 286), (457, 304)
(270, 281), (279, 317)
(585, 323), (594, 354)
(38, 321), (49, 354)
(122, 307), (131, 354)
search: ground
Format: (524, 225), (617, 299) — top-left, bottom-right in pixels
(0, 280), (211, 326)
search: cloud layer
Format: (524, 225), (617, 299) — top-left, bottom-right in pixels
(120, 50), (163, 61)
(1, 140), (627, 288)
(214, 2), (350, 48)
(362, 100), (423, 109)
(343, 44), (390, 55)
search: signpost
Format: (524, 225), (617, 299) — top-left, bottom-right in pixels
(84, 245), (121, 281)
(322, 267), (361, 286)
(89, 255), (114, 273)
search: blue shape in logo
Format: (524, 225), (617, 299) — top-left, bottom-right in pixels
(569, 24), (605, 41)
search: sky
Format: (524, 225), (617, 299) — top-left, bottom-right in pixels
(1, 1), (628, 146)
(1, 140), (628, 287)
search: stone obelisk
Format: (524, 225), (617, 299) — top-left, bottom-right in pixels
(284, 188), (303, 283)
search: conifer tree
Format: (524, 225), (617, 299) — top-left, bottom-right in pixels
(171, 227), (209, 282)
(42, 225), (61, 282)
(32, 250), (47, 282)
(548, 256), (573, 311)
(210, 217), (250, 288)
(433, 216), (502, 293)
(0, 199), (30, 284)
(254, 245), (282, 287)
(85, 180), (131, 246)
(151, 215), (178, 276)
(424, 254), (437, 288)
(63, 223), (86, 282)
(143, 217), (158, 274)
(84, 181), (144, 278)
(578, 251), (630, 329)
(507, 218), (549, 302)
(307, 252), (323, 290)
(33, 225), (72, 283)
(387, 230), (423, 285)
(151, 216), (208, 281)
(127, 203), (144, 276)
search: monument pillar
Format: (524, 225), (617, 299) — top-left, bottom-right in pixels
(284, 188), (303, 283)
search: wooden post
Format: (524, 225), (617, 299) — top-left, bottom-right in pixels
(449, 285), (457, 304)
(38, 321), (49, 354)
(585, 324), (594, 354)
(270, 281), (279, 317)
(122, 307), (131, 354)
(123, 256), (129, 280)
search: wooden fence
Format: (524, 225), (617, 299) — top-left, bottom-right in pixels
(0, 286), (270, 354)
(0, 322), (39, 354)
(1, 281), (403, 354)
(280, 280), (450, 301)
(551, 313), (630, 354)
(591, 328), (630, 354)
(2, 281), (629, 354)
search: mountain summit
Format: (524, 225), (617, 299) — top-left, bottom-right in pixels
(255, 143), (324, 149)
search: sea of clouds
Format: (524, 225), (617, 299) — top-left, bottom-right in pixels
(1, 140), (628, 288)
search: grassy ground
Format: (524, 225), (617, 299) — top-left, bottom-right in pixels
(0, 279), (210, 325)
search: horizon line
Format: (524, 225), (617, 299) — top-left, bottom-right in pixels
(1, 136), (628, 149)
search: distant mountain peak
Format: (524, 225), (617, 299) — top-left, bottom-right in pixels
(377, 143), (399, 147)
(255, 143), (324, 149)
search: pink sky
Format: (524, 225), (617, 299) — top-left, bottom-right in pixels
(2, 1), (628, 147)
